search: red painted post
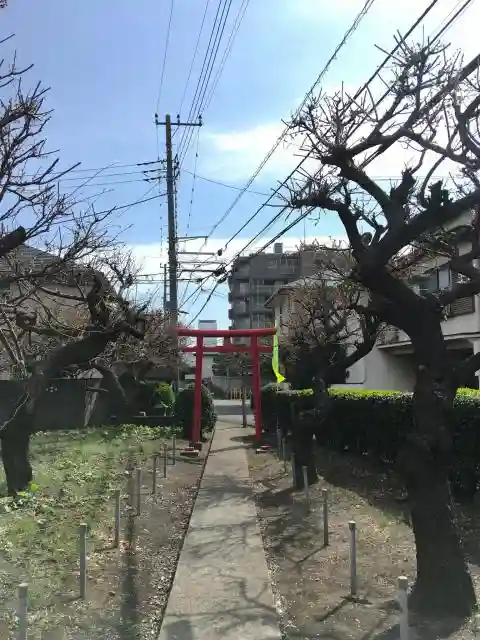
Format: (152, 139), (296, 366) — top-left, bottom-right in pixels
(193, 335), (204, 447)
(251, 335), (262, 441)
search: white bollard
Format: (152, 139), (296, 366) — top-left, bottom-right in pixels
(398, 576), (410, 640)
(152, 455), (158, 495)
(79, 523), (87, 599)
(136, 468), (141, 516)
(322, 488), (329, 546)
(349, 520), (357, 597)
(17, 582), (28, 640)
(302, 466), (310, 512)
(114, 489), (121, 548)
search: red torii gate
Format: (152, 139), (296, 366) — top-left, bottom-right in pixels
(177, 327), (276, 449)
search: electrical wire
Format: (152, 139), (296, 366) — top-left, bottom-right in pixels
(182, 168), (272, 195)
(177, 0), (235, 164)
(179, 0), (251, 167)
(185, 128), (201, 238)
(156, 0), (175, 112)
(177, 0), (227, 156)
(221, 0), (476, 275)
(202, 0), (251, 112)
(201, 0), (380, 244)
(184, 0), (463, 320)
(198, 0), (445, 264)
(178, 0), (212, 115)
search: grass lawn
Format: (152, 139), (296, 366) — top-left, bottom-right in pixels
(0, 424), (185, 638)
(247, 437), (480, 640)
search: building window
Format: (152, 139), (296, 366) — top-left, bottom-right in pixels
(422, 266), (451, 293)
(238, 282), (249, 294)
(438, 266), (451, 290)
(251, 313), (266, 327)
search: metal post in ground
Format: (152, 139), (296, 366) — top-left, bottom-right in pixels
(241, 376), (248, 428)
(276, 425), (282, 458)
(152, 455), (158, 495)
(282, 438), (287, 473)
(17, 582), (28, 640)
(136, 468), (141, 516)
(349, 521), (357, 597)
(398, 576), (409, 640)
(114, 489), (121, 548)
(79, 523), (87, 599)
(302, 466), (310, 512)
(322, 489), (329, 546)
(163, 443), (168, 478)
(172, 432), (176, 465)
(291, 452), (296, 487)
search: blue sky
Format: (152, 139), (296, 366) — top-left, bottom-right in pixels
(2, 0), (476, 328)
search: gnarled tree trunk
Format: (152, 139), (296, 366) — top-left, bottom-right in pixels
(399, 332), (476, 616)
(1, 405), (32, 495)
(291, 423), (318, 489)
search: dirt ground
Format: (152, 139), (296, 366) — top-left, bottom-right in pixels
(246, 438), (480, 640)
(0, 426), (209, 639)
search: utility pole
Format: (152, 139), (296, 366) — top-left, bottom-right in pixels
(155, 113), (202, 329)
(163, 264), (167, 311)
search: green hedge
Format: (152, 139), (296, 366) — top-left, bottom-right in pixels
(175, 384), (217, 440)
(261, 386), (480, 497)
(151, 382), (175, 414)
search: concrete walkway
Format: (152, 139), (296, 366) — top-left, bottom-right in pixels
(157, 422), (281, 640)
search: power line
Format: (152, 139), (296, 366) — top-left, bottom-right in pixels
(184, 0), (458, 319)
(202, 0), (379, 244)
(179, 0), (251, 167)
(201, 0), (445, 261)
(177, 0), (227, 157)
(203, 0), (251, 112)
(156, 0), (175, 112)
(185, 128), (201, 238)
(178, 0), (212, 115)
(177, 0), (234, 164)
(225, 0), (476, 271)
(182, 167), (271, 196)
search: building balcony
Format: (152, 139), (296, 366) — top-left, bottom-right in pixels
(378, 295), (477, 348)
(228, 307), (249, 319)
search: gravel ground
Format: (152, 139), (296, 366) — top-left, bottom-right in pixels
(247, 440), (480, 640)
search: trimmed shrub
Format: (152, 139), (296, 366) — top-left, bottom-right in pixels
(151, 382), (175, 414)
(175, 384), (217, 440)
(261, 385), (480, 497)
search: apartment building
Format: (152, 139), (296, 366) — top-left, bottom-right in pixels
(266, 213), (480, 391)
(227, 243), (317, 334)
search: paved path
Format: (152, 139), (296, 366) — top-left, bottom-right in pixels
(157, 421), (281, 640)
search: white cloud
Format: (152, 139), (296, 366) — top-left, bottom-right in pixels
(202, 1), (479, 184)
(291, 0), (480, 55)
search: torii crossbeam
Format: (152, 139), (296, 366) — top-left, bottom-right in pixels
(177, 327), (275, 451)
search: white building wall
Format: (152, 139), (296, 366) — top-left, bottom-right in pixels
(333, 346), (415, 392)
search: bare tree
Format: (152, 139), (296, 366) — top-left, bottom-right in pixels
(278, 273), (378, 486)
(0, 45), (157, 494)
(288, 40), (480, 616)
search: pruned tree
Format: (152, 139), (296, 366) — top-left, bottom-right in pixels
(0, 44), (156, 495)
(288, 40), (480, 615)
(278, 272), (377, 388)
(277, 273), (379, 486)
